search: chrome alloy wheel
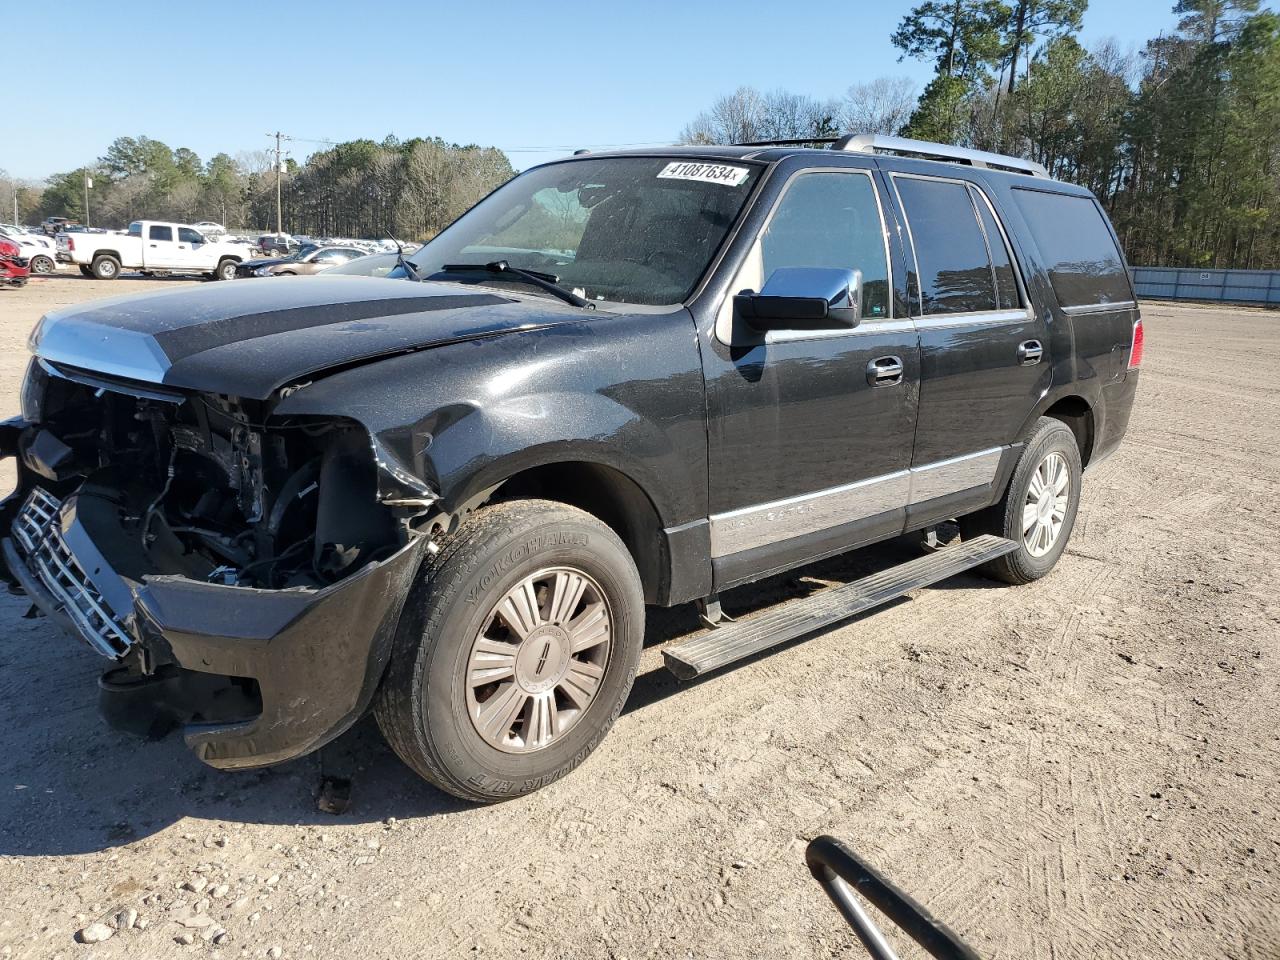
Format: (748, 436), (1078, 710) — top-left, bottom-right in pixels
(465, 567), (612, 754)
(1023, 451), (1070, 557)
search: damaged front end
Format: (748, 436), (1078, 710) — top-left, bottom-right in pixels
(0, 359), (432, 768)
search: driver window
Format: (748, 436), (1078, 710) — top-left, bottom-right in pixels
(760, 172), (890, 319)
(717, 170), (891, 342)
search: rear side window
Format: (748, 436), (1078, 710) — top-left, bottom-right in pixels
(760, 171), (891, 319)
(1011, 189), (1131, 307)
(178, 227), (204, 244)
(974, 194), (1020, 309)
(148, 225), (173, 242)
(894, 177), (997, 315)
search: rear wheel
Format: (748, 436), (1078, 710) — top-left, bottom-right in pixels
(29, 255), (54, 275)
(214, 259), (237, 281)
(375, 499), (644, 802)
(90, 255), (120, 280)
(959, 417), (1082, 584)
(78, 265), (94, 277)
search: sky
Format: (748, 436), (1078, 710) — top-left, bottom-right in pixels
(3, 0), (1180, 183)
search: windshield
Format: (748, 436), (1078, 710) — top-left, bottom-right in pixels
(409, 156), (762, 306)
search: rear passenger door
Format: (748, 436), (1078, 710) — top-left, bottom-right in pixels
(145, 223), (180, 268)
(888, 173), (1049, 523)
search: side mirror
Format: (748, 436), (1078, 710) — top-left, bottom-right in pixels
(734, 267), (863, 333)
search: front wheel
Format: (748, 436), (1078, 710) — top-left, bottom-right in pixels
(214, 259), (237, 281)
(375, 499), (644, 802)
(959, 417), (1082, 584)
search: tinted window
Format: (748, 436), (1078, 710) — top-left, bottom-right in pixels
(178, 227), (204, 244)
(128, 222), (142, 237)
(1012, 189), (1131, 307)
(973, 190), (1020, 310)
(759, 172), (890, 319)
(895, 177), (996, 315)
(148, 225), (173, 242)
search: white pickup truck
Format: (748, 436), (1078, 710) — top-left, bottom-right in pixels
(57, 220), (249, 281)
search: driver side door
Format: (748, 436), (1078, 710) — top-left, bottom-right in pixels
(702, 167), (921, 590)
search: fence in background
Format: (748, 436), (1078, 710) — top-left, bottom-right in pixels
(1132, 266), (1280, 305)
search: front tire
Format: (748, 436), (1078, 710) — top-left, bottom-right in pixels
(90, 254), (120, 280)
(959, 417), (1082, 584)
(375, 499), (644, 802)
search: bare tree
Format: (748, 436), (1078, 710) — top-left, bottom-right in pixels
(840, 77), (918, 135)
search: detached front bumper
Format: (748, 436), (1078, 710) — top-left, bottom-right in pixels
(1, 452), (426, 769)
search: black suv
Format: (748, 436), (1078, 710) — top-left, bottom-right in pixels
(1, 135), (1141, 801)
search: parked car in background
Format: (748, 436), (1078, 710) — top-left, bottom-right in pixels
(256, 233), (296, 256)
(0, 225), (57, 275)
(322, 251), (402, 278)
(0, 236), (30, 287)
(234, 244), (368, 278)
(193, 221), (227, 236)
(57, 220), (251, 280)
(41, 217), (77, 236)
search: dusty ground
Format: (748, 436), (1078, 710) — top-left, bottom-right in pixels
(0, 272), (1276, 960)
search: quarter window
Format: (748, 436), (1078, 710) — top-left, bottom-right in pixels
(759, 171), (891, 319)
(973, 192), (1020, 309)
(148, 225), (174, 242)
(1012, 189), (1132, 307)
(894, 177), (998, 315)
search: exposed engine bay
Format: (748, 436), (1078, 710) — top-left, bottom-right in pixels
(22, 362), (407, 594)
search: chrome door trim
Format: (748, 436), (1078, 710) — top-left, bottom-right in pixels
(913, 308), (1032, 331)
(708, 446), (1005, 558)
(1060, 300), (1136, 316)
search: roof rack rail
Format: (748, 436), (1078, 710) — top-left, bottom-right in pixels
(736, 137), (841, 147)
(833, 134), (1049, 178)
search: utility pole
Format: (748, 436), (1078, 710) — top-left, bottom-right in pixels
(83, 169), (93, 228)
(267, 131), (292, 236)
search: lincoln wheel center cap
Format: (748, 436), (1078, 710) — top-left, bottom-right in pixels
(514, 625), (571, 694)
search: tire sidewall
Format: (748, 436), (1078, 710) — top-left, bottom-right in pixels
(1000, 420), (1083, 579)
(31, 255), (53, 275)
(415, 509), (642, 798)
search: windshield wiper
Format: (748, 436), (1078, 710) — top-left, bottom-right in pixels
(438, 260), (592, 309)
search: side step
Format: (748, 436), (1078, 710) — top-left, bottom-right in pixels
(662, 535), (1017, 680)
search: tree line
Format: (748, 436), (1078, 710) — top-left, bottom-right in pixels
(2, 135), (514, 242)
(681, 0), (1280, 271)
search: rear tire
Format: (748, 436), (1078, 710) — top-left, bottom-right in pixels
(78, 265), (94, 277)
(214, 259), (237, 281)
(29, 255), (54, 275)
(375, 499), (644, 802)
(959, 417), (1082, 584)
(90, 255), (120, 280)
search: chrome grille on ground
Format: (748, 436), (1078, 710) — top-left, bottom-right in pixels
(11, 489), (132, 659)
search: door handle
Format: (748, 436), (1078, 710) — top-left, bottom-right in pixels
(867, 356), (904, 386)
(1017, 340), (1043, 365)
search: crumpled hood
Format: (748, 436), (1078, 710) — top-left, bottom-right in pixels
(32, 276), (587, 400)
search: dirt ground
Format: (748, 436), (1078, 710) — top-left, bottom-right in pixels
(0, 270), (1276, 960)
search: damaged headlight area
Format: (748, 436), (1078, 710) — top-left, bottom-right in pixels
(1, 363), (433, 768)
(18, 365), (414, 595)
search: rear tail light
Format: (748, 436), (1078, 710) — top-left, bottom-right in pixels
(1128, 319), (1144, 369)
(66, 237), (75, 251)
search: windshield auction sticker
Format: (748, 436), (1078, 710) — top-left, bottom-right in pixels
(657, 162), (750, 186)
